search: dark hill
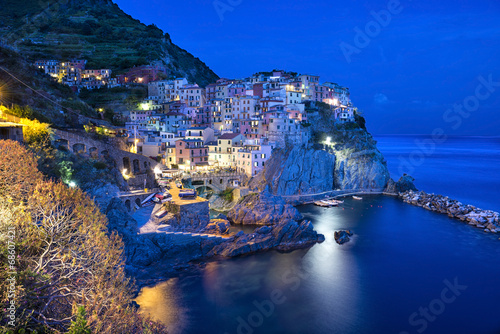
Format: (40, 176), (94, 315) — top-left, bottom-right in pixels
(0, 0), (219, 87)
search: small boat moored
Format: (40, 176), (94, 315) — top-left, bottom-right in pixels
(314, 199), (344, 207)
(353, 196), (363, 200)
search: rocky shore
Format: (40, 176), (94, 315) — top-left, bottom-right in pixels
(89, 183), (325, 285)
(399, 190), (500, 233)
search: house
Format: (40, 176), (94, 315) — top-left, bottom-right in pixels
(205, 83), (218, 100)
(82, 69), (111, 80)
(179, 85), (206, 107)
(236, 144), (272, 176)
(334, 106), (355, 123)
(185, 127), (215, 144)
(164, 112), (191, 133)
(148, 80), (177, 102)
(298, 74), (320, 100)
(34, 60), (60, 79)
(175, 139), (209, 170)
(266, 112), (309, 147)
(209, 133), (246, 167)
(117, 65), (167, 85)
(0, 121), (24, 142)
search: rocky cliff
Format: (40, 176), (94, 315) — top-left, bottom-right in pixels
(227, 189), (302, 225)
(250, 125), (390, 197)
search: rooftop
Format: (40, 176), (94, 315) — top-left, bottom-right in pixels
(219, 133), (242, 140)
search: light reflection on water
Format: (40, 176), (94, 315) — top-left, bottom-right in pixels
(134, 135), (500, 334)
(135, 278), (188, 334)
(135, 196), (500, 334)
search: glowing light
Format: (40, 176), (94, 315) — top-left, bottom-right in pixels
(325, 137), (332, 145)
(154, 166), (161, 175)
(69, 181), (76, 188)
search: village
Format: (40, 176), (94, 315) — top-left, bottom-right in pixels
(33, 61), (356, 177)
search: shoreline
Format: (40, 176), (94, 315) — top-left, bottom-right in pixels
(131, 187), (500, 292)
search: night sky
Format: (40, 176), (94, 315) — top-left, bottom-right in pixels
(114, 0), (500, 135)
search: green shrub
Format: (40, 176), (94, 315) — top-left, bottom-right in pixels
(221, 188), (234, 202)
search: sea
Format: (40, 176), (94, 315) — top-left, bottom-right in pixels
(135, 135), (500, 334)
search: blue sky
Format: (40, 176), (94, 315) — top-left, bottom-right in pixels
(114, 0), (500, 135)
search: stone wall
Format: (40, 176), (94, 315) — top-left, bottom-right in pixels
(164, 200), (210, 231)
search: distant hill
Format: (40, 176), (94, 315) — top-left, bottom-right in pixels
(0, 0), (219, 87)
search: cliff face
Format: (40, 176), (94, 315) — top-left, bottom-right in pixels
(250, 127), (390, 196)
(249, 147), (336, 196)
(227, 190), (303, 225)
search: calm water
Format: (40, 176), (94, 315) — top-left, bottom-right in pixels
(136, 136), (500, 334)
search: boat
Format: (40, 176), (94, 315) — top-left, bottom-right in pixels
(179, 189), (197, 198)
(140, 193), (156, 207)
(314, 199), (342, 207)
(155, 191), (173, 203)
(353, 196), (363, 200)
(154, 209), (169, 219)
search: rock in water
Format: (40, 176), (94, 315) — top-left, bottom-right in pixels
(209, 219), (325, 257)
(334, 230), (353, 245)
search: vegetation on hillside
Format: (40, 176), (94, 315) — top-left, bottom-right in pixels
(0, 140), (168, 333)
(0, 47), (99, 126)
(0, 0), (218, 86)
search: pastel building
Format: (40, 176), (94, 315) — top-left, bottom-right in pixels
(179, 85), (206, 107)
(236, 144), (272, 176)
(175, 139), (209, 170)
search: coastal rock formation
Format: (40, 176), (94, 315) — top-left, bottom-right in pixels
(249, 128), (390, 199)
(334, 149), (389, 190)
(385, 175), (418, 194)
(105, 198), (163, 266)
(227, 189), (303, 225)
(400, 191), (500, 233)
(209, 220), (325, 257)
(202, 219), (231, 235)
(99, 188), (323, 281)
(334, 230), (353, 245)
(249, 146), (336, 196)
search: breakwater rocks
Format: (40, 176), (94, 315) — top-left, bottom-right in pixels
(400, 191), (500, 233)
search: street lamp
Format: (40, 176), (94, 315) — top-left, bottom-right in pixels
(325, 137), (332, 145)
